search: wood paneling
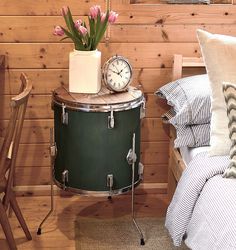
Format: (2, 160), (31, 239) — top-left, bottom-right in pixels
(1, 68), (172, 95)
(113, 3), (236, 24)
(0, 0), (234, 194)
(0, 43), (200, 69)
(1, 16), (235, 43)
(131, 0), (232, 3)
(0, 1), (106, 15)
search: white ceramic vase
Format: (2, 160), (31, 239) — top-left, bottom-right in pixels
(69, 49), (101, 94)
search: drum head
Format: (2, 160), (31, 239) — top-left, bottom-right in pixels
(52, 86), (144, 112)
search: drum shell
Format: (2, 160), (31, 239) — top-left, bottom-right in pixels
(53, 103), (141, 193)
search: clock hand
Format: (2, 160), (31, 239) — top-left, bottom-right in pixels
(110, 69), (119, 74)
(113, 64), (120, 73)
(119, 69), (124, 74)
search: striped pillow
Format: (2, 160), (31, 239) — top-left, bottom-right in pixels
(162, 109), (210, 148)
(156, 74), (211, 126)
(222, 82), (236, 178)
(175, 123), (210, 148)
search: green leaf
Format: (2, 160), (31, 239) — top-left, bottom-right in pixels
(62, 7), (74, 34)
(66, 8), (76, 33)
(65, 8), (86, 47)
(89, 17), (95, 38)
(61, 27), (85, 50)
(94, 10), (109, 48)
(95, 11), (101, 37)
(60, 36), (70, 41)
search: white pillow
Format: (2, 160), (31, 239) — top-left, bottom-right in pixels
(197, 29), (236, 156)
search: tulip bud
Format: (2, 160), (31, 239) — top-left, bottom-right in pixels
(53, 26), (64, 36)
(108, 11), (118, 24)
(89, 5), (101, 19)
(61, 6), (69, 17)
(75, 19), (82, 29)
(78, 26), (88, 36)
(101, 12), (106, 23)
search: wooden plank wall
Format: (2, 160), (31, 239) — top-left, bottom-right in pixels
(0, 0), (236, 194)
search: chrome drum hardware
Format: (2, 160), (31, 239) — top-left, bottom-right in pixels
(108, 108), (115, 129)
(62, 170), (69, 190)
(61, 103), (68, 125)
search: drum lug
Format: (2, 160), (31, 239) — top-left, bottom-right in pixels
(108, 108), (115, 129)
(138, 162), (144, 180)
(49, 128), (57, 160)
(140, 99), (146, 119)
(50, 143), (57, 158)
(62, 170), (69, 190)
(61, 103), (68, 125)
(127, 148), (137, 165)
(107, 174), (113, 188)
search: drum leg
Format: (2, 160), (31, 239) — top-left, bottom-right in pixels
(37, 128), (56, 235)
(107, 174), (114, 202)
(130, 133), (145, 246)
(107, 196), (113, 203)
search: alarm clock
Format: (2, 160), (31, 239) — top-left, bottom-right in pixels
(102, 55), (133, 92)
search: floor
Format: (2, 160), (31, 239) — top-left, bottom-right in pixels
(0, 194), (169, 250)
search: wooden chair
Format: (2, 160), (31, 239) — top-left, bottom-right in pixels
(0, 73), (32, 250)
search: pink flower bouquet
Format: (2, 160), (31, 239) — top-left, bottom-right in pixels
(54, 5), (118, 51)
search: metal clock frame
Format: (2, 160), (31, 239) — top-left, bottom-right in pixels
(102, 55), (133, 92)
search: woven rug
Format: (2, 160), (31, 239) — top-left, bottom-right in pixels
(74, 216), (189, 250)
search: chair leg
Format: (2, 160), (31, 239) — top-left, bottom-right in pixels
(10, 195), (32, 241)
(0, 203), (17, 250)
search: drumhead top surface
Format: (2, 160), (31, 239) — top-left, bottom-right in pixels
(52, 86), (144, 112)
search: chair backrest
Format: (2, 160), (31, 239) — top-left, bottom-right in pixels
(0, 73), (32, 188)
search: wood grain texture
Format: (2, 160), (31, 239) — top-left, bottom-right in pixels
(0, 0), (106, 15)
(131, 0), (232, 3)
(0, 68), (172, 95)
(0, 195), (169, 249)
(0, 43), (200, 69)
(112, 3), (236, 24)
(1, 0), (235, 193)
(1, 16), (236, 43)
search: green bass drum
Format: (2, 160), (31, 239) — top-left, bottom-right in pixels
(52, 86), (145, 196)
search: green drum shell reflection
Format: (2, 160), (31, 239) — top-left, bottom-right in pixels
(52, 89), (144, 196)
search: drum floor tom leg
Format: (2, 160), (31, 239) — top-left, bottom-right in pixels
(37, 128), (55, 235)
(107, 174), (114, 200)
(130, 133), (145, 245)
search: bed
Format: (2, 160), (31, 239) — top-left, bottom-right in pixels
(161, 55), (236, 249)
(167, 54), (206, 199)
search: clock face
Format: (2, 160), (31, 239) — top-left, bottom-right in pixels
(103, 56), (132, 92)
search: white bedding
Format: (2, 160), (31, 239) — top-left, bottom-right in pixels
(165, 151), (236, 250)
(179, 146), (210, 166)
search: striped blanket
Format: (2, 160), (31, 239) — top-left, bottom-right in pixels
(165, 152), (236, 250)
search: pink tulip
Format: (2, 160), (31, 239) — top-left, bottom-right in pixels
(78, 26), (88, 36)
(53, 26), (64, 36)
(75, 19), (82, 29)
(108, 11), (118, 24)
(61, 6), (69, 16)
(101, 12), (106, 23)
(89, 5), (101, 19)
